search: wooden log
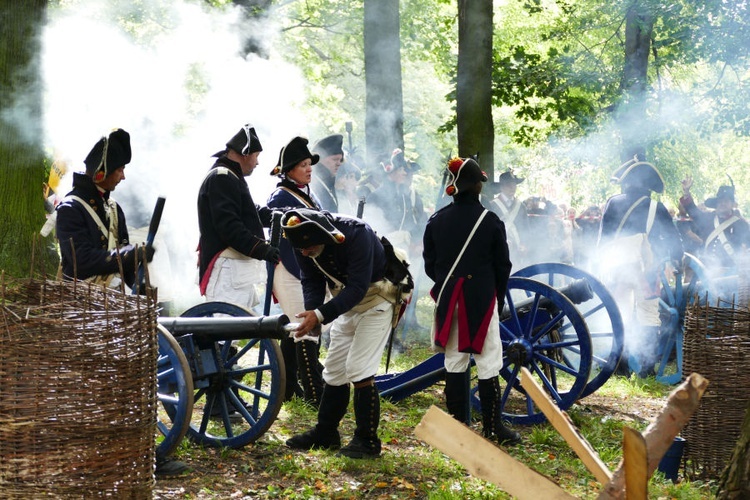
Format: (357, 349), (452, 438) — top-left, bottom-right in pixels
(622, 427), (647, 500)
(520, 367), (612, 484)
(415, 405), (576, 499)
(597, 372), (709, 499)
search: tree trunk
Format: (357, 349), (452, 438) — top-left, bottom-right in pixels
(616, 1), (654, 161)
(0, 1), (49, 278)
(456, 0), (494, 178)
(363, 0), (404, 168)
(716, 401), (750, 500)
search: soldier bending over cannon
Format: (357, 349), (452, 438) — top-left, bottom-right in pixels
(283, 208), (411, 459)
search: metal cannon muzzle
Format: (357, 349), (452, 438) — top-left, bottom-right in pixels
(157, 314), (298, 341)
(500, 278), (593, 321)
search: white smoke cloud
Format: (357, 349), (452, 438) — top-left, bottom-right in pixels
(42, 0), (310, 311)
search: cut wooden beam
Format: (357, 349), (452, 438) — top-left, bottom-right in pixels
(519, 367), (612, 484)
(598, 372), (709, 499)
(622, 427), (647, 500)
(415, 405), (576, 499)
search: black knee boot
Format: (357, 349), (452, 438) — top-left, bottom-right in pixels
(339, 380), (381, 459)
(281, 337), (303, 401)
(477, 377), (521, 446)
(286, 383), (349, 450)
(444, 371), (470, 425)
(297, 340), (324, 407)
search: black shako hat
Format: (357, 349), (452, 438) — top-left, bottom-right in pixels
(705, 185), (735, 208)
(271, 136), (319, 176)
(215, 123), (263, 157)
(281, 208), (346, 248)
(84, 128), (131, 181)
(445, 157), (488, 196)
(498, 169), (524, 186)
(611, 156), (664, 194)
(312, 134), (344, 158)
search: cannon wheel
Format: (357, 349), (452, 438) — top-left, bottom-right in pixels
(168, 302), (285, 449)
(471, 277), (592, 425)
(651, 253), (713, 384)
(512, 263), (624, 398)
(156, 325), (194, 458)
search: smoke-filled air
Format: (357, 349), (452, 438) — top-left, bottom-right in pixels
(43, 0), (310, 309)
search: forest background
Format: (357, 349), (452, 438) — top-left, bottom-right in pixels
(2, 0), (750, 288)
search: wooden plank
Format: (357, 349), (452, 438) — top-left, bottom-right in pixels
(519, 367), (613, 484)
(415, 405), (576, 500)
(622, 427), (648, 500)
(598, 372), (709, 499)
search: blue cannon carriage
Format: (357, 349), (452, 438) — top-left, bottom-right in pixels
(154, 263), (627, 453)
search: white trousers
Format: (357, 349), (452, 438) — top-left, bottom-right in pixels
(323, 300), (394, 386)
(204, 257), (263, 311)
(272, 262), (305, 318)
(443, 304), (503, 379)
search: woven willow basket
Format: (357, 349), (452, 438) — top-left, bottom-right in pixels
(682, 301), (750, 480)
(0, 278), (158, 498)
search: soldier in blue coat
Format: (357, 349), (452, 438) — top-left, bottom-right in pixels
(56, 128), (152, 289)
(423, 157), (521, 446)
(267, 136), (324, 406)
(56, 129), (188, 478)
(310, 134), (344, 212)
(283, 208), (409, 459)
(680, 177), (750, 272)
(197, 124), (280, 308)
(598, 157), (683, 377)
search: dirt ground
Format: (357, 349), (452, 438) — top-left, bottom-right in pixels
(152, 388), (667, 499)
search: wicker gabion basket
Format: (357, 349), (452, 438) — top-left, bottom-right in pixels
(0, 278), (158, 498)
(682, 300), (750, 480)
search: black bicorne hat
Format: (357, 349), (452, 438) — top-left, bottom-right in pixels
(497, 169), (524, 186)
(312, 134), (344, 158)
(271, 136), (319, 176)
(217, 123), (263, 157)
(705, 185), (735, 208)
(445, 157), (488, 196)
(338, 162), (362, 180)
(281, 208), (346, 248)
(611, 156), (664, 194)
(84, 128), (131, 181)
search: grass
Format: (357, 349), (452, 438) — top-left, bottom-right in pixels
(157, 345), (718, 499)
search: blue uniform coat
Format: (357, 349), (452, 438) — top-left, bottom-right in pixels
(598, 188), (683, 264)
(295, 216), (386, 324)
(267, 179), (321, 279)
(55, 172), (136, 285)
(197, 155), (271, 284)
(423, 194), (512, 354)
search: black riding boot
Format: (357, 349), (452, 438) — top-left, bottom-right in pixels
(281, 337), (303, 401)
(477, 377), (521, 446)
(286, 383), (349, 450)
(297, 339), (324, 408)
(339, 380), (382, 459)
(444, 371), (470, 425)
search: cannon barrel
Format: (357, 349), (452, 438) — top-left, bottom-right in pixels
(157, 314), (297, 341)
(500, 278), (593, 321)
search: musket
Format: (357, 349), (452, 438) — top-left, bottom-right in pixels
(133, 197), (166, 295)
(263, 211), (283, 316)
(356, 197), (366, 219)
